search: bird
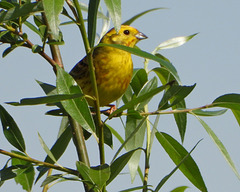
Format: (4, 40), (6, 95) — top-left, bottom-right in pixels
(70, 25), (147, 108)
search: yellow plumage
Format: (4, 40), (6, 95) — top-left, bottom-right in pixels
(70, 25), (147, 106)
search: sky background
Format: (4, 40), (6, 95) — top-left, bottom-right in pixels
(1, 0), (240, 191)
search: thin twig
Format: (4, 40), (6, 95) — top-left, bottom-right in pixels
(121, 104), (213, 116)
(0, 149), (79, 176)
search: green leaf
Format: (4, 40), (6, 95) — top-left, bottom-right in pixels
(103, 124), (113, 148)
(125, 116), (146, 182)
(123, 8), (165, 25)
(136, 76), (158, 109)
(155, 132), (207, 192)
(111, 117), (147, 163)
(0, 2), (43, 23)
(107, 149), (140, 185)
(104, 0), (121, 32)
(76, 161), (93, 185)
(11, 152), (34, 192)
(0, 1), (15, 10)
(119, 185), (149, 192)
(41, 174), (80, 187)
(41, 174), (62, 187)
(154, 140), (201, 192)
(120, 86), (133, 106)
(56, 65), (95, 133)
(97, 43), (180, 82)
(38, 133), (58, 164)
(130, 68), (148, 95)
(107, 125), (144, 183)
(6, 93), (84, 106)
(152, 62), (176, 85)
(153, 34), (198, 53)
(31, 44), (42, 53)
(0, 165), (17, 181)
(127, 109), (143, 119)
(88, 0), (100, 47)
(24, 20), (43, 38)
(35, 125), (72, 183)
(110, 83), (171, 118)
(170, 186), (189, 192)
(158, 84), (196, 110)
(212, 94), (240, 110)
(42, 0), (64, 40)
(36, 80), (56, 95)
(192, 109), (228, 116)
(0, 104), (26, 152)
(232, 109), (240, 126)
(192, 115), (240, 180)
(152, 66), (187, 141)
(89, 164), (110, 190)
(2, 45), (18, 57)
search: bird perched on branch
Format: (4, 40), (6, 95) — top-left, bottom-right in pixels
(70, 25), (147, 108)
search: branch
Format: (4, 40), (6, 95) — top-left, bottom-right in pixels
(2, 25), (57, 70)
(122, 104), (214, 116)
(0, 149), (79, 176)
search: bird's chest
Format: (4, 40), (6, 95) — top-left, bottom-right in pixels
(94, 50), (133, 96)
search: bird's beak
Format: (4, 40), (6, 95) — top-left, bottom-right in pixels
(135, 32), (148, 40)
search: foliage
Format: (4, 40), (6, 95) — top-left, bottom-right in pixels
(0, 0), (240, 192)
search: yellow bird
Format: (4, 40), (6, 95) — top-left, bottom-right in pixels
(70, 25), (147, 107)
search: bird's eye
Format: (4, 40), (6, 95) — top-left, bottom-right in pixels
(123, 30), (130, 35)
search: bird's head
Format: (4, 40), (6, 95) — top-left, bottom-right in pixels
(100, 25), (147, 47)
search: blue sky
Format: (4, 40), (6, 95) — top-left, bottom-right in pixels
(1, 0), (240, 191)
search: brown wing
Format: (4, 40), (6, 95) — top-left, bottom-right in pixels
(69, 56), (89, 80)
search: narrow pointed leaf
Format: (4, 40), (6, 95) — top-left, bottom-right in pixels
(155, 132), (207, 192)
(154, 140), (201, 191)
(76, 161), (94, 186)
(136, 77), (158, 109)
(24, 20), (43, 38)
(107, 149), (140, 185)
(120, 185), (149, 192)
(88, 0), (100, 47)
(125, 116), (146, 182)
(0, 2), (43, 23)
(41, 174), (80, 187)
(35, 126), (72, 183)
(89, 164), (110, 189)
(212, 94), (240, 110)
(193, 115), (240, 180)
(6, 93), (84, 106)
(56, 65), (95, 133)
(0, 105), (25, 152)
(130, 68), (148, 95)
(153, 34), (198, 52)
(0, 166), (17, 181)
(192, 109), (228, 116)
(42, 0), (64, 39)
(11, 151), (34, 192)
(170, 186), (188, 192)
(152, 67), (187, 141)
(0, 1), (15, 10)
(123, 8), (165, 25)
(173, 100), (187, 143)
(104, 0), (121, 32)
(103, 124), (113, 148)
(41, 174), (62, 187)
(232, 109), (240, 127)
(36, 80), (56, 95)
(158, 84), (196, 110)
(38, 133), (58, 164)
